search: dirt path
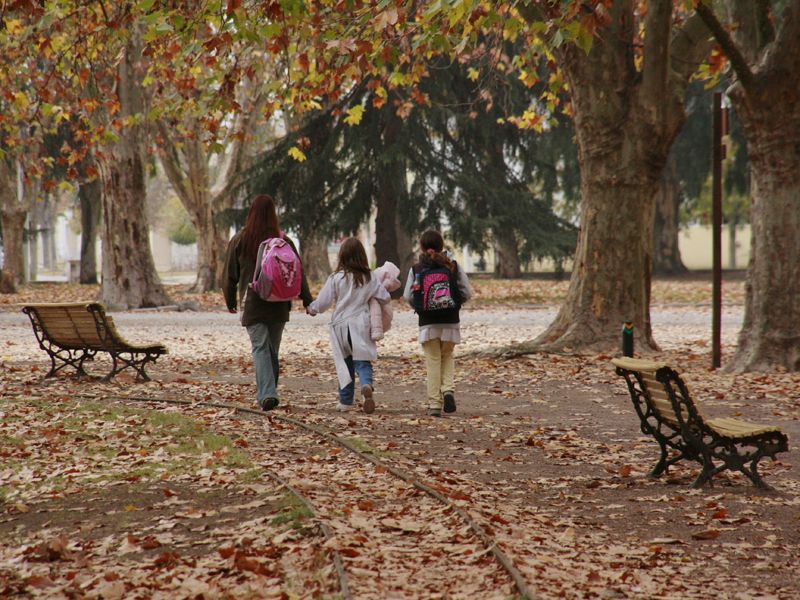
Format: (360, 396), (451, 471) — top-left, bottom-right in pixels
(2, 301), (799, 598)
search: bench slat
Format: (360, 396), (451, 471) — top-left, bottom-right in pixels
(706, 417), (781, 438)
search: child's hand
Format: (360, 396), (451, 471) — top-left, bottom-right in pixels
(306, 306), (317, 316)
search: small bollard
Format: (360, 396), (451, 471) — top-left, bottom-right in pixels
(622, 321), (634, 357)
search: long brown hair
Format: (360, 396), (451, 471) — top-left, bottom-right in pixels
(335, 237), (371, 287)
(418, 230), (454, 272)
(241, 194), (281, 258)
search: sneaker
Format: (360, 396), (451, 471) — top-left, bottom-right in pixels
(361, 384), (375, 414)
(260, 397), (279, 411)
(336, 402), (356, 412)
(443, 392), (456, 413)
(427, 408), (442, 417)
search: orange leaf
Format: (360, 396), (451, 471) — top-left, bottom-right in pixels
(691, 529), (720, 540)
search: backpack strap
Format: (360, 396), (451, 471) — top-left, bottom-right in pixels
(252, 240), (267, 286)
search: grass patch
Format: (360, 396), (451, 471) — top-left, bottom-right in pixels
(345, 436), (393, 459)
(0, 434), (24, 447)
(271, 493), (313, 529)
(1, 396), (255, 497)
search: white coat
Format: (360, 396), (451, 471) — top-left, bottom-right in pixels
(308, 271), (390, 389)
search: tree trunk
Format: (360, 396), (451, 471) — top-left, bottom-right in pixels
(79, 178), (101, 284)
(533, 168), (659, 352)
(494, 231), (522, 278)
(190, 199), (228, 293)
(27, 217), (38, 282)
(0, 208), (26, 286)
(395, 220), (415, 290)
(697, 1), (800, 371)
(0, 159), (29, 285)
(0, 270), (15, 294)
(97, 38), (170, 308)
(374, 101), (410, 273)
(505, 3), (712, 355)
(726, 87), (800, 371)
(298, 232), (331, 283)
(653, 158), (688, 275)
(727, 219), (738, 269)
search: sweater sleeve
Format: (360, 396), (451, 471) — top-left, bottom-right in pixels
(307, 274), (336, 315)
(222, 236), (241, 311)
(456, 266), (473, 302)
(402, 268), (415, 306)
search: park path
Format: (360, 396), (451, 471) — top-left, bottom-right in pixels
(4, 302), (800, 598)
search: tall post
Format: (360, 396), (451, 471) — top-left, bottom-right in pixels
(711, 92), (723, 369)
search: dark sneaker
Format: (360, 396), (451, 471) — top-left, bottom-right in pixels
(260, 397), (279, 411)
(361, 384), (375, 414)
(443, 392), (456, 413)
(427, 408), (442, 417)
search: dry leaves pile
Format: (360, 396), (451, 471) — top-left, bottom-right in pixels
(1, 277), (797, 599)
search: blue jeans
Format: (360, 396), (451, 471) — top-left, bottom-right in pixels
(246, 321), (285, 402)
(339, 356), (373, 405)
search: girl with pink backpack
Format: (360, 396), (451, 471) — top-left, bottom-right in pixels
(222, 194), (313, 411)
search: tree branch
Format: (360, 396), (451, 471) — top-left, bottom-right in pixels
(641, 0), (672, 111)
(766, 1), (800, 76)
(695, 2), (756, 92)
(155, 119), (190, 204)
(670, 12), (714, 83)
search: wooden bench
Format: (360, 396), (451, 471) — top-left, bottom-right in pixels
(22, 302), (167, 382)
(612, 357), (788, 489)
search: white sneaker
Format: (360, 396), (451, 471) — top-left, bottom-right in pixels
(336, 402), (356, 412)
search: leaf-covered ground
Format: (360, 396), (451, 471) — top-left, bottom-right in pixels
(2, 275), (798, 599)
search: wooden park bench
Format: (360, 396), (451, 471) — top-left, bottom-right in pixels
(22, 302), (167, 382)
(612, 357), (788, 489)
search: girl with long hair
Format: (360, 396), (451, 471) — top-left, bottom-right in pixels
(403, 230), (472, 416)
(222, 194), (313, 410)
(307, 237), (390, 413)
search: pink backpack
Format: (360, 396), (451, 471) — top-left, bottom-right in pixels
(250, 235), (302, 301)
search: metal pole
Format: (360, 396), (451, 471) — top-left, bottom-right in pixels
(712, 92), (723, 369)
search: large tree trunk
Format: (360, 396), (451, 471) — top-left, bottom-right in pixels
(726, 85), (800, 371)
(653, 158), (688, 275)
(79, 178), (101, 284)
(494, 231), (522, 278)
(0, 159), (29, 285)
(0, 208), (26, 286)
(98, 38), (170, 308)
(698, 1), (800, 371)
(519, 3), (710, 354)
(374, 100), (411, 273)
(0, 270), (15, 294)
(191, 198), (228, 293)
(298, 232), (331, 283)
(395, 220), (415, 289)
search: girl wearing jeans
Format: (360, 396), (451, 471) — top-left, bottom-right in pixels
(307, 238), (390, 413)
(403, 230), (472, 416)
(222, 194), (313, 411)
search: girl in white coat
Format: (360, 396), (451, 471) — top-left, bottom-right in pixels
(307, 238), (390, 413)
